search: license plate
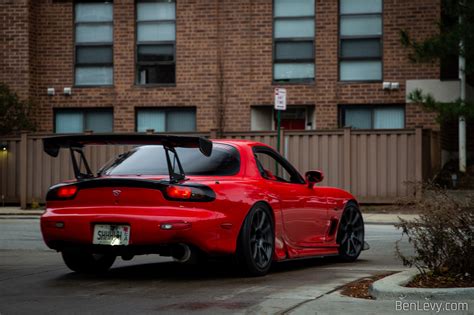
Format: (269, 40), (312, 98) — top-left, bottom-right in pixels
(93, 225), (130, 246)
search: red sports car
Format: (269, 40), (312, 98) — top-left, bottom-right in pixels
(41, 134), (366, 276)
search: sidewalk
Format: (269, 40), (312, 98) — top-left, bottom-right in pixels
(0, 207), (43, 216)
(0, 207), (418, 224)
(288, 290), (473, 315)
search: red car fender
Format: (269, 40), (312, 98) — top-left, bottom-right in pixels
(203, 179), (286, 258)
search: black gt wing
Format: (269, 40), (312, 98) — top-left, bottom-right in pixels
(43, 134), (213, 182)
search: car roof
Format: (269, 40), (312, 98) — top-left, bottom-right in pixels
(212, 139), (271, 149)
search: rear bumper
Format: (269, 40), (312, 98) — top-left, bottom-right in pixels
(41, 206), (238, 255)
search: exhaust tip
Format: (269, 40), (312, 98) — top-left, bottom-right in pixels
(172, 243), (192, 263)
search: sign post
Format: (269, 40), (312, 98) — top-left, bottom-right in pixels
(274, 88), (286, 154)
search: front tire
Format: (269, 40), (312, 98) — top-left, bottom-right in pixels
(62, 250), (116, 273)
(336, 202), (364, 262)
(237, 204), (275, 276)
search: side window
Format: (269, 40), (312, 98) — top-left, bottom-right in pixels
(254, 149), (303, 184)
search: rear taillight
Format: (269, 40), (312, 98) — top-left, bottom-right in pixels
(56, 185), (78, 199)
(164, 185), (215, 202)
(166, 186), (192, 199)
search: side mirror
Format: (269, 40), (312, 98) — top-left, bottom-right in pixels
(305, 170), (324, 188)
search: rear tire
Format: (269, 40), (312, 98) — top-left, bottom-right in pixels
(237, 203), (275, 276)
(62, 250), (116, 273)
(336, 202), (364, 262)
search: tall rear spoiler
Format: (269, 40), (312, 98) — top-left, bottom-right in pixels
(43, 134), (213, 182)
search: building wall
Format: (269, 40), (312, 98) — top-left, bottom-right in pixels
(0, 0), (441, 132)
(0, 0), (31, 100)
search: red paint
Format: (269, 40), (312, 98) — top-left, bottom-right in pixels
(41, 140), (358, 261)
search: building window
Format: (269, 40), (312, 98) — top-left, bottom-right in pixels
(340, 105), (404, 129)
(251, 106), (315, 131)
(55, 109), (113, 133)
(273, 0), (315, 83)
(136, 0), (176, 85)
(136, 108), (196, 132)
(339, 0), (382, 81)
(75, 1), (113, 86)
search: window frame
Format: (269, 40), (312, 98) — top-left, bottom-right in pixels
(134, 107), (197, 132)
(338, 1), (384, 83)
(253, 146), (306, 184)
(338, 104), (406, 129)
(53, 108), (114, 133)
(272, 0), (315, 84)
(73, 0), (114, 87)
(135, 0), (177, 86)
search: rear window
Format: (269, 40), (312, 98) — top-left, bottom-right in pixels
(101, 144), (240, 176)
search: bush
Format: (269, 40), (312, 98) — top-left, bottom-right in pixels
(395, 186), (474, 276)
(0, 83), (35, 135)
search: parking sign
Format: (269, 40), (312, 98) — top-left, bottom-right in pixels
(274, 88), (287, 110)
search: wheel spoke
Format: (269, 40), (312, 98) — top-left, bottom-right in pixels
(351, 212), (360, 225)
(339, 218), (347, 231)
(258, 211), (266, 229)
(340, 232), (349, 245)
(352, 235), (362, 244)
(260, 247), (269, 262)
(261, 224), (271, 235)
(348, 208), (354, 225)
(252, 242), (258, 259)
(349, 238), (356, 254)
(259, 247), (266, 265)
(251, 219), (258, 232)
(252, 211), (260, 230)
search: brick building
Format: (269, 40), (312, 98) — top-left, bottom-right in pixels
(0, 0), (465, 134)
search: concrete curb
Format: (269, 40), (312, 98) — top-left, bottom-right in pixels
(0, 211), (43, 216)
(0, 216), (41, 220)
(370, 269), (474, 301)
(362, 214), (419, 225)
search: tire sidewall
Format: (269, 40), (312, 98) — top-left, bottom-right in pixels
(337, 201), (364, 261)
(237, 203), (275, 276)
(62, 250), (116, 273)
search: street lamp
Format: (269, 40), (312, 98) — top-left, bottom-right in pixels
(0, 143), (7, 152)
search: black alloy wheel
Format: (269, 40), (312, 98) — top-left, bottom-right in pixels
(337, 202), (364, 261)
(237, 204), (275, 276)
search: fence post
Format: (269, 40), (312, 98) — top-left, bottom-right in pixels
(343, 128), (352, 191)
(19, 132), (28, 209)
(415, 127), (423, 200)
(278, 127), (285, 155)
(210, 129), (218, 139)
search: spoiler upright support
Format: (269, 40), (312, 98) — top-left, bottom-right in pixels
(69, 147), (94, 179)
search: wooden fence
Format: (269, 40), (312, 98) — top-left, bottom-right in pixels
(0, 128), (440, 207)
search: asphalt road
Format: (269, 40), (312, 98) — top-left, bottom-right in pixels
(0, 219), (410, 315)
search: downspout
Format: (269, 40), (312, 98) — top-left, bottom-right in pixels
(216, 0), (225, 135)
(458, 1), (466, 173)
